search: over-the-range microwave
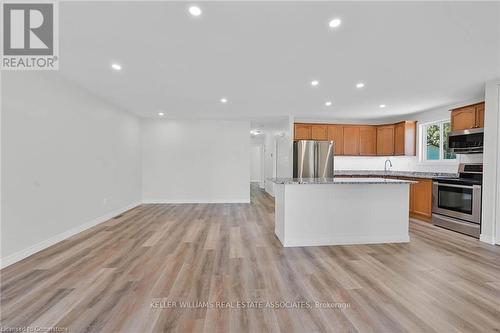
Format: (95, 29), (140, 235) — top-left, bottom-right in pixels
(448, 128), (483, 154)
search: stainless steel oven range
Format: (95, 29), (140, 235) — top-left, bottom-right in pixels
(432, 163), (482, 238)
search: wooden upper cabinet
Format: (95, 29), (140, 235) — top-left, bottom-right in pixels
(476, 103), (485, 128)
(294, 121), (416, 156)
(310, 124), (328, 140)
(451, 106), (476, 131)
(294, 123), (311, 140)
(327, 125), (344, 155)
(343, 126), (360, 155)
(394, 121), (416, 156)
(376, 125), (395, 156)
(451, 102), (485, 131)
(359, 126), (377, 155)
(394, 123), (405, 155)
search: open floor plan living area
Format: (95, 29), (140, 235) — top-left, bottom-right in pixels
(1, 1), (500, 332)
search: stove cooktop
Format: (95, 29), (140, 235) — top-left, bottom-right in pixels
(433, 177), (482, 186)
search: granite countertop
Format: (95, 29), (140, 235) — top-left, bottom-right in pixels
(270, 177), (416, 185)
(334, 170), (458, 179)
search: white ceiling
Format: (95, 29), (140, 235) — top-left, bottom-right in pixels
(59, 1), (500, 120)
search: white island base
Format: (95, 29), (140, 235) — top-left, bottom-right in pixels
(273, 179), (411, 247)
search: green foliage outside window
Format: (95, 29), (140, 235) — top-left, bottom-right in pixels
(443, 122), (456, 159)
(424, 121), (455, 161)
(426, 124), (440, 160)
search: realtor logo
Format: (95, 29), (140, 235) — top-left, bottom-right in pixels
(1, 1), (58, 70)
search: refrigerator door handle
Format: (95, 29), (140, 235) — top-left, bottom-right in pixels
(314, 142), (318, 178)
(293, 140), (334, 178)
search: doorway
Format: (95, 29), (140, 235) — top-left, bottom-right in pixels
(250, 145), (264, 189)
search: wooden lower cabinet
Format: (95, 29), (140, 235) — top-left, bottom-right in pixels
(409, 183), (416, 213)
(370, 176), (433, 222)
(398, 177), (433, 222)
(411, 178), (433, 222)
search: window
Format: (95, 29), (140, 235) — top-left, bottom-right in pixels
(421, 120), (456, 162)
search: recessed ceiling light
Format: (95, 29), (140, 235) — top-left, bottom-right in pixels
(356, 82), (365, 88)
(329, 18), (342, 28)
(250, 130), (261, 136)
(379, 104), (386, 108)
(311, 80), (319, 87)
(111, 63), (122, 71)
(158, 112), (164, 116)
(220, 98), (228, 103)
(189, 5), (202, 17)
(325, 101), (332, 107)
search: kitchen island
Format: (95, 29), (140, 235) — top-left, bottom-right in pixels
(270, 177), (415, 247)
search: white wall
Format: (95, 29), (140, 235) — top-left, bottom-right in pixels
(263, 133), (276, 195)
(481, 80), (500, 245)
(250, 134), (265, 188)
(1, 72), (142, 266)
(250, 145), (263, 183)
(276, 119), (294, 178)
(141, 120), (250, 203)
(260, 117), (293, 196)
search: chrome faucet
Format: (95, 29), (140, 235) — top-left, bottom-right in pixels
(384, 159), (393, 173)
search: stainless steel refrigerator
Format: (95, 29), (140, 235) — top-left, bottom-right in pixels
(293, 140), (335, 178)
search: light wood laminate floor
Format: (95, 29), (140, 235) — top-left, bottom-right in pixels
(1, 184), (500, 332)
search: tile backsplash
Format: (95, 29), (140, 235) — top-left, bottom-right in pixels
(334, 154), (482, 173)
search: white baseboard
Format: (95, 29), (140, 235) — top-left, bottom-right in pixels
(264, 189), (275, 197)
(479, 234), (496, 245)
(281, 234), (410, 247)
(142, 199), (250, 204)
(0, 201), (141, 269)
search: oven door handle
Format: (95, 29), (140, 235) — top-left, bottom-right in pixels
(451, 147), (483, 153)
(452, 146), (483, 150)
(433, 182), (475, 189)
